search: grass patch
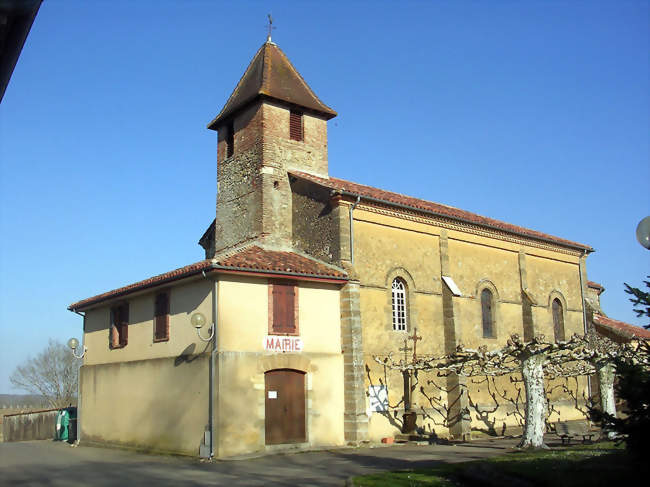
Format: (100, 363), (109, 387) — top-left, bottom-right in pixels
(351, 464), (456, 487)
(352, 442), (643, 487)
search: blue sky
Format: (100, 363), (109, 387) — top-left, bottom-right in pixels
(1, 1), (648, 394)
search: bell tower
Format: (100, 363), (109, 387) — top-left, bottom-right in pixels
(207, 40), (337, 254)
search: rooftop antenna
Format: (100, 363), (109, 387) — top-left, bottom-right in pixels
(266, 14), (275, 43)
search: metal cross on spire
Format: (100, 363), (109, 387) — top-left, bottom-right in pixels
(266, 14), (275, 42)
(408, 327), (422, 363)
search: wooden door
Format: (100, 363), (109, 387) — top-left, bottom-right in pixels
(265, 369), (306, 444)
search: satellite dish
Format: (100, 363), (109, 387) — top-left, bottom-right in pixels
(637, 216), (650, 250)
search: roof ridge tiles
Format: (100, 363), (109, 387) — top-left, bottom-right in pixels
(214, 245), (347, 279)
(69, 246), (348, 311)
(593, 313), (650, 339)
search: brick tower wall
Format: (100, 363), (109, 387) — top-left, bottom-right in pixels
(214, 102), (265, 253)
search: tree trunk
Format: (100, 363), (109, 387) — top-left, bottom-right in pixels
(598, 363), (617, 439)
(518, 353), (548, 449)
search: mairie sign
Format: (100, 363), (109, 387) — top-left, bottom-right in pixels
(264, 335), (303, 352)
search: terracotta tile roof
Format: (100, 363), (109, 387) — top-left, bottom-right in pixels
(593, 314), (650, 339)
(69, 247), (346, 311)
(214, 246), (347, 279)
(290, 171), (593, 252)
(587, 280), (605, 294)
(208, 41), (336, 130)
(68, 260), (214, 311)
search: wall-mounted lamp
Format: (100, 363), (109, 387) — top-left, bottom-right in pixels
(636, 216), (650, 250)
(191, 312), (214, 342)
(67, 337), (86, 359)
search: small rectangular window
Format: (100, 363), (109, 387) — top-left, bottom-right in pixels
(154, 291), (170, 342)
(270, 281), (298, 335)
(289, 110), (303, 141)
(226, 122), (234, 158)
(110, 303), (129, 349)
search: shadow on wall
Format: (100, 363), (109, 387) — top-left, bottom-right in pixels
(174, 343), (202, 367)
(177, 283), (212, 324)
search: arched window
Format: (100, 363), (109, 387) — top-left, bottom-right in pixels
(481, 288), (495, 338)
(552, 298), (565, 342)
(391, 278), (407, 331)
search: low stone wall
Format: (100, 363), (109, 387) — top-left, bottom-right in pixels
(2, 408), (58, 442)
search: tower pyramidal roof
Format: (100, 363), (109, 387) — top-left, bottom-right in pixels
(208, 41), (337, 130)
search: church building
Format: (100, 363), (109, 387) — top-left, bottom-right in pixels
(68, 39), (632, 457)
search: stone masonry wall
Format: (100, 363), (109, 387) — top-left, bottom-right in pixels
(213, 100), (331, 253)
(259, 102), (330, 249)
(340, 281), (368, 442)
(290, 179), (339, 264)
(214, 102), (264, 253)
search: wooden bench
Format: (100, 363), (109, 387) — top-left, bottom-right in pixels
(555, 420), (595, 445)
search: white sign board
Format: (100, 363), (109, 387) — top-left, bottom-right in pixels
(264, 336), (303, 353)
(268, 391), (277, 399)
(368, 385), (388, 412)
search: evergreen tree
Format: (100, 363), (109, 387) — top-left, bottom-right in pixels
(591, 278), (650, 457)
(624, 276), (650, 329)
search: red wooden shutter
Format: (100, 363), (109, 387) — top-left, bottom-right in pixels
(110, 307), (119, 348)
(272, 282), (296, 334)
(289, 111), (303, 141)
(285, 285), (296, 334)
(273, 284), (288, 333)
(154, 293), (169, 340)
(120, 304), (129, 346)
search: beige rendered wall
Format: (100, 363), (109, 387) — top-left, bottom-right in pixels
(79, 355), (209, 456)
(352, 209), (446, 439)
(83, 277), (214, 366)
(78, 277), (214, 455)
(526, 254), (585, 339)
(79, 274), (345, 457)
(215, 276), (345, 457)
(351, 206), (589, 440)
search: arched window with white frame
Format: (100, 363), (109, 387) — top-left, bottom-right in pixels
(391, 278), (408, 331)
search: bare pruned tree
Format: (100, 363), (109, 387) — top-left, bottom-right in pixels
(10, 339), (79, 409)
(375, 333), (635, 449)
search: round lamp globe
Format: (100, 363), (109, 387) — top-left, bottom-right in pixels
(191, 312), (207, 329)
(636, 216), (650, 250)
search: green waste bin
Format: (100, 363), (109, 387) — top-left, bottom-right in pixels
(67, 407), (77, 443)
(55, 409), (70, 441)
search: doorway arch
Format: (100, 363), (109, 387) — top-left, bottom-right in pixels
(264, 369), (306, 444)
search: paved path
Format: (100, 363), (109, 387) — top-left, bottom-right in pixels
(0, 438), (522, 486)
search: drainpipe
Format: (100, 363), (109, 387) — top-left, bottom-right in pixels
(349, 196), (361, 265)
(202, 270), (219, 459)
(72, 310), (85, 443)
(210, 277), (219, 458)
(578, 250), (592, 398)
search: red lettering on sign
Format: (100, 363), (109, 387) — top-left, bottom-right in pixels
(263, 336), (304, 353)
